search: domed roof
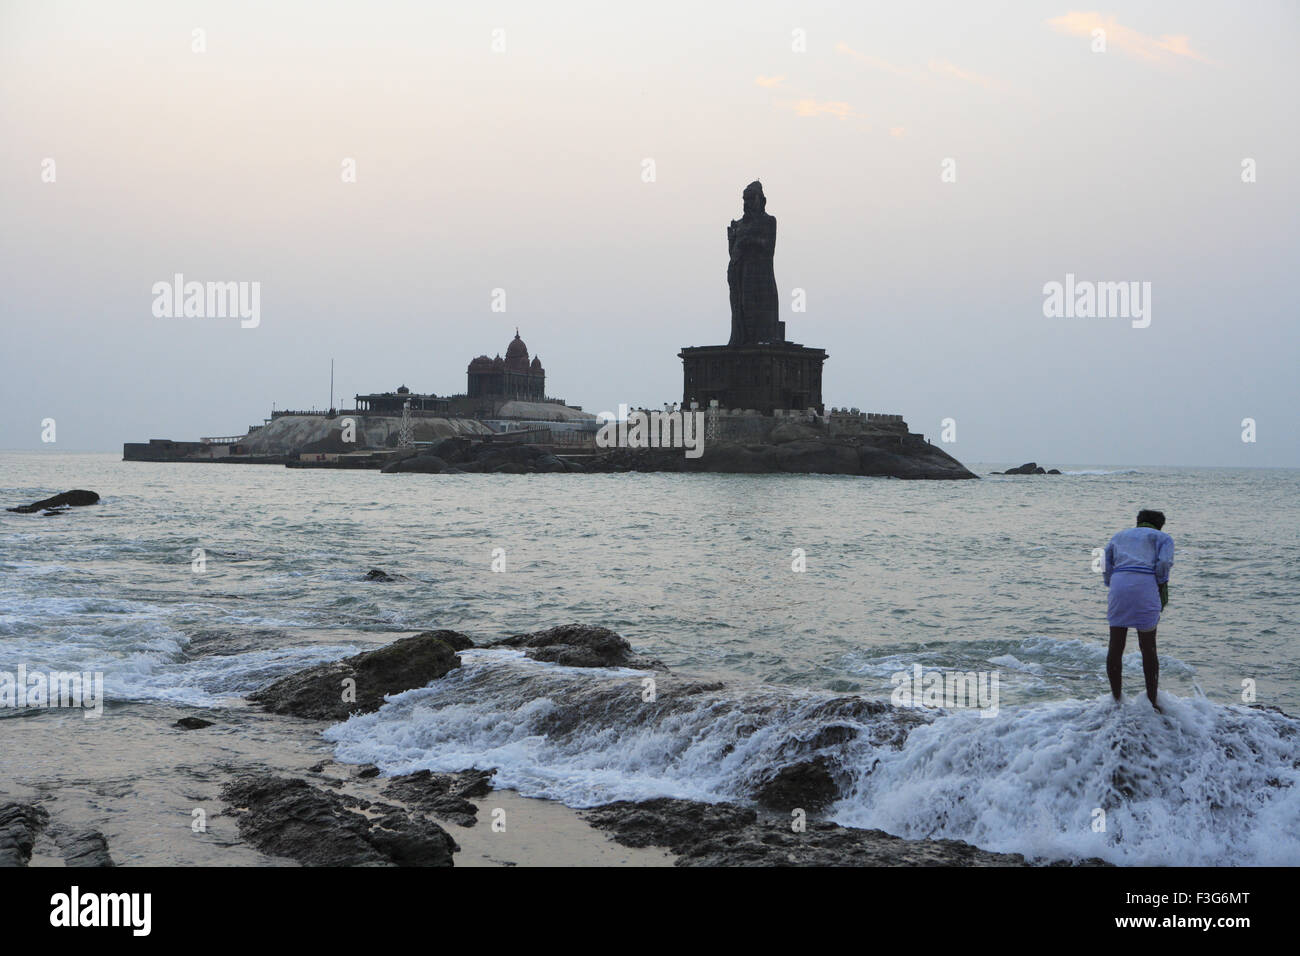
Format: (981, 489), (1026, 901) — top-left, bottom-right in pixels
(467, 354), (494, 372)
(530, 355), (543, 372)
(396, 385), (410, 394)
(492, 354), (505, 369)
(504, 330), (530, 372)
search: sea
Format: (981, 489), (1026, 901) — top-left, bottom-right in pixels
(2, 451), (1297, 866)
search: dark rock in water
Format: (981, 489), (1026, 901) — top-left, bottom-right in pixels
(221, 775), (457, 866)
(249, 632), (462, 720)
(8, 489), (100, 513)
(413, 629), (475, 651)
(41, 509), (65, 517)
(1002, 462), (1057, 475)
(382, 769), (496, 828)
(55, 829), (115, 867)
(174, 716), (214, 730)
(492, 623), (667, 670)
(1047, 469), (1061, 474)
(754, 757), (839, 812)
(582, 797), (1043, 867)
(357, 764), (381, 779)
(364, 568), (396, 582)
(0, 803), (49, 866)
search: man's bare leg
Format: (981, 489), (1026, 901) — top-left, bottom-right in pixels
(1137, 628), (1160, 712)
(1107, 626), (1127, 701)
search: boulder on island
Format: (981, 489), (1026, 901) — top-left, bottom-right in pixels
(248, 631), (469, 720)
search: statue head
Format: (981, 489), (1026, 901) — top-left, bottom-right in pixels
(742, 180), (766, 217)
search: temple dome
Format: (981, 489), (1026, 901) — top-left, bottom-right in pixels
(530, 356), (543, 372)
(467, 354), (493, 372)
(504, 331), (531, 371)
(492, 354), (505, 369)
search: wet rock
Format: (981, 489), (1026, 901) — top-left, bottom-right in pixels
(1047, 469), (1061, 474)
(174, 716), (214, 730)
(7, 489), (100, 513)
(364, 568), (396, 582)
(249, 632), (462, 720)
(582, 798), (756, 852)
(357, 765), (381, 779)
(582, 797), (1039, 867)
(221, 775), (457, 866)
(381, 769), (496, 827)
(492, 624), (667, 670)
(1002, 462), (1038, 475)
(754, 757), (839, 812)
(0, 803), (49, 866)
(55, 829), (115, 867)
(413, 629), (475, 651)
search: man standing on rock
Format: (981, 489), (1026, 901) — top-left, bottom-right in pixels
(1103, 509), (1174, 712)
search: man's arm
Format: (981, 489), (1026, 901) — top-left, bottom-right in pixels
(1156, 534), (1173, 607)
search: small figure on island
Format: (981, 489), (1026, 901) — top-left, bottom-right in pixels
(727, 181), (781, 347)
(1103, 509), (1174, 712)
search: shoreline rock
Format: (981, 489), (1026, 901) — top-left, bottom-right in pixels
(581, 797), (1108, 867)
(490, 623), (668, 670)
(221, 774), (458, 866)
(248, 631), (467, 720)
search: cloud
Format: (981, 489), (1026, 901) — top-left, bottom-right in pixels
(1047, 12), (1214, 64)
(791, 99), (857, 119)
(927, 58), (1000, 90)
(836, 41), (1009, 91)
(834, 43), (922, 80)
(754, 75), (786, 88)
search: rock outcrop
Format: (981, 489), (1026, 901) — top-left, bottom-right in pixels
(585, 438), (976, 479)
(490, 624), (667, 670)
(753, 757), (839, 812)
(581, 797), (1072, 866)
(381, 769), (496, 828)
(7, 490), (100, 513)
(248, 631), (467, 720)
(381, 439), (586, 475)
(221, 775), (457, 866)
(993, 462), (1061, 475)
(0, 803), (48, 866)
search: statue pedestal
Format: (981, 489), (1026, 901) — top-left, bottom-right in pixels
(679, 341), (827, 414)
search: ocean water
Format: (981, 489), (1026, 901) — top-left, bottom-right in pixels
(2, 451), (1298, 865)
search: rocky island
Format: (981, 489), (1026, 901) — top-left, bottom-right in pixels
(122, 182), (975, 480)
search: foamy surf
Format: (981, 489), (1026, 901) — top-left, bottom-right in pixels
(322, 649), (1300, 866)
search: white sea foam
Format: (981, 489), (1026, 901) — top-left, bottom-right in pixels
(323, 651), (1299, 865)
(832, 693), (1300, 866)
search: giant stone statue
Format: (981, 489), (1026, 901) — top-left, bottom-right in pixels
(727, 181), (782, 345)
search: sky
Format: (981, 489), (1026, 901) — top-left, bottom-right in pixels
(1, 0), (1296, 465)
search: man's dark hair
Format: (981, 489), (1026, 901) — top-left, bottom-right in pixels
(1137, 509), (1166, 529)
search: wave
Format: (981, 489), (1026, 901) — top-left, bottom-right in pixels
(1062, 469), (1141, 476)
(324, 649), (1300, 866)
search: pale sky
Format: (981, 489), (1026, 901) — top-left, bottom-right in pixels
(2, 0), (1296, 465)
